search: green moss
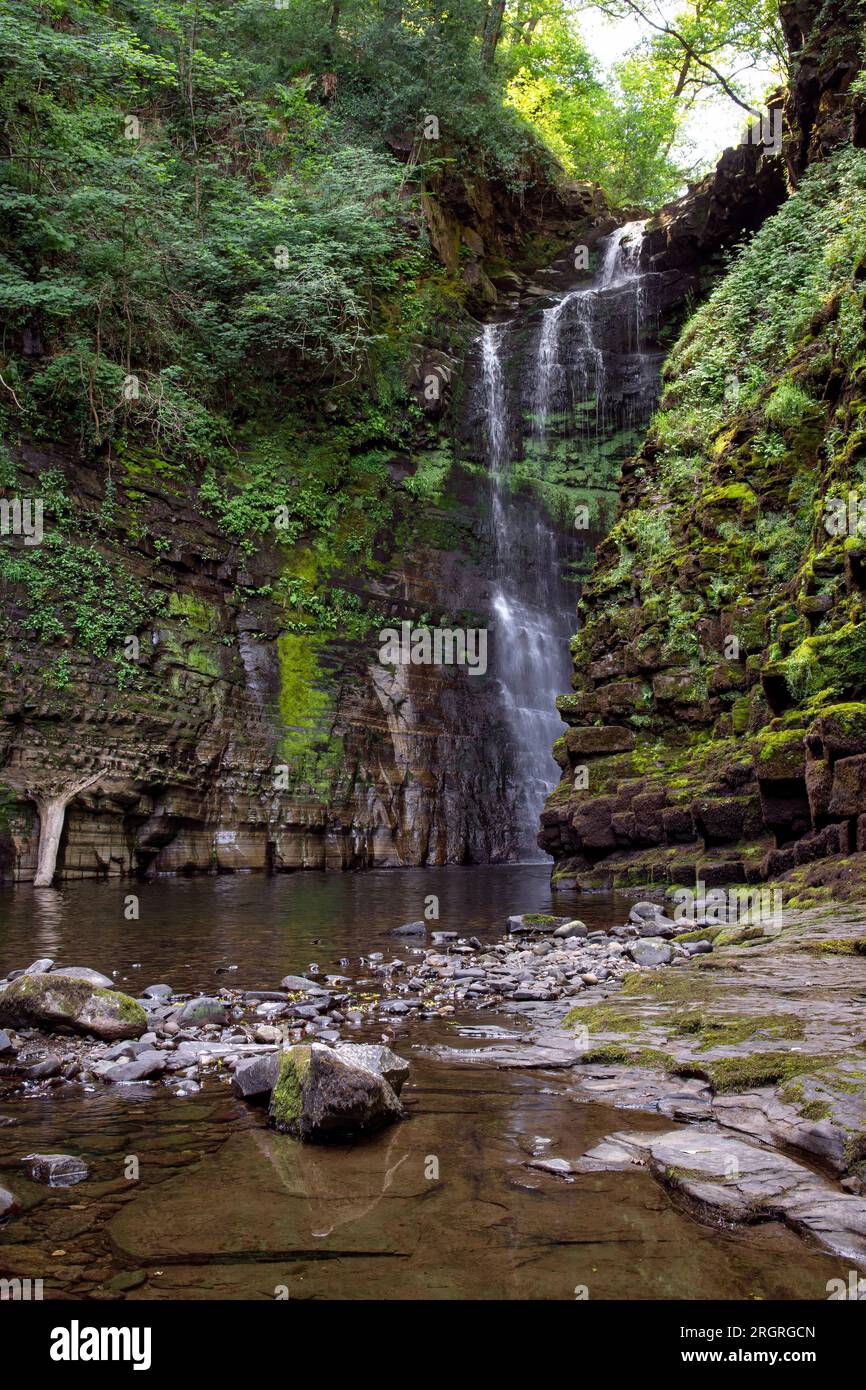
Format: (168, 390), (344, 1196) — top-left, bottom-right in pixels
(93, 987), (147, 1028)
(276, 631), (331, 761)
(785, 623), (866, 703)
(670, 1009), (803, 1050)
(800, 937), (866, 956)
(270, 1048), (311, 1131)
(167, 592), (218, 632)
(580, 1044), (675, 1070)
(563, 1002), (642, 1032)
(620, 967), (716, 1003)
(754, 727), (806, 778)
(701, 1051), (834, 1093)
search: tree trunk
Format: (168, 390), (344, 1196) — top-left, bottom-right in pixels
(482, 0), (507, 69)
(33, 794), (71, 888)
(31, 768), (108, 888)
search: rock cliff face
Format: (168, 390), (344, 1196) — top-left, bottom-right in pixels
(0, 183), (623, 881)
(540, 1), (866, 903)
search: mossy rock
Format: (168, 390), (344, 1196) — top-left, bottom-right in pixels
(808, 702), (866, 759)
(753, 727), (807, 780)
(268, 1044), (404, 1142)
(0, 973), (146, 1040)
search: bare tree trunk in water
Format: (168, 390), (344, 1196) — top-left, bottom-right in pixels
(32, 769), (108, 888)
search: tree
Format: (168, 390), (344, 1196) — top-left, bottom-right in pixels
(583, 0), (786, 116)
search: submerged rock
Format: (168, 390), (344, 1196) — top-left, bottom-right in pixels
(0, 974), (147, 1041)
(391, 920), (427, 936)
(269, 1044), (404, 1141)
(0, 1183), (19, 1217)
(570, 1127), (866, 1263)
(23, 1152), (89, 1186)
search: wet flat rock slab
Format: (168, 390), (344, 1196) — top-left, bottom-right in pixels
(541, 1127), (866, 1265)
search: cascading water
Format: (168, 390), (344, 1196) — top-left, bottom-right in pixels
(476, 220), (658, 858)
(480, 320), (575, 859)
(533, 220), (647, 438)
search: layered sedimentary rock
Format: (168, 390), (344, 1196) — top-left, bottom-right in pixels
(540, 1), (866, 899)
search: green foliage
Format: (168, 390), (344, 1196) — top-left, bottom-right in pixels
(0, 532), (161, 683)
(0, 0), (429, 458)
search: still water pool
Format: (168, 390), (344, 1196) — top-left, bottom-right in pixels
(0, 867), (849, 1299)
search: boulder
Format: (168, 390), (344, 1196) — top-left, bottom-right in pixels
(629, 939), (673, 968)
(629, 902), (664, 922)
(391, 920), (427, 936)
(280, 975), (328, 995)
(23, 1153), (89, 1186)
(0, 975), (146, 1041)
(553, 920), (587, 939)
(564, 725), (635, 756)
(269, 1044), (404, 1142)
(231, 1052), (281, 1103)
(48, 966), (115, 988)
(103, 1050), (167, 1083)
(23, 958), (54, 974)
(335, 1043), (410, 1095)
(0, 1029), (15, 1056)
(175, 996), (228, 1026)
(0, 1184), (19, 1218)
(506, 914), (570, 935)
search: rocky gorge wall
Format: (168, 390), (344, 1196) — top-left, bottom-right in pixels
(0, 176), (636, 882)
(540, 0), (866, 905)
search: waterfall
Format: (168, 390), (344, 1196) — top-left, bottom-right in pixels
(475, 220), (658, 860)
(479, 324), (576, 860)
(533, 220), (646, 437)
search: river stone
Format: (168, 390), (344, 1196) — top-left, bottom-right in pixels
(175, 996), (228, 1026)
(629, 902), (664, 922)
(0, 1183), (19, 1217)
(26, 1054), (62, 1079)
(637, 918), (677, 938)
(0, 1029), (15, 1055)
(553, 921), (587, 939)
(506, 915), (570, 935)
(103, 1050), (167, 1083)
(629, 939), (673, 968)
(231, 1052), (281, 1102)
(23, 958), (54, 975)
(0, 974), (147, 1041)
(336, 1043), (410, 1095)
(48, 966), (115, 988)
(391, 921), (427, 936)
(269, 1044), (404, 1141)
(142, 984), (174, 1000)
(280, 975), (328, 994)
(23, 1153), (89, 1186)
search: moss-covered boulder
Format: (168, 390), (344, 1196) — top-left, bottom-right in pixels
(564, 725), (635, 757)
(268, 1044), (404, 1142)
(0, 974), (146, 1040)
